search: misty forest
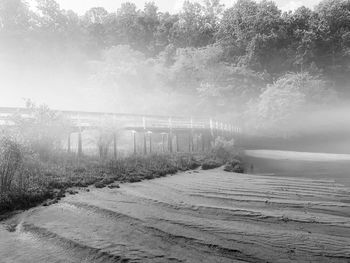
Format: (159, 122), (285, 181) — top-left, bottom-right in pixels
(1, 0), (350, 262)
(1, 0), (350, 133)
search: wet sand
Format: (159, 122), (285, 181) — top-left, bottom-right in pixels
(1, 151), (350, 262)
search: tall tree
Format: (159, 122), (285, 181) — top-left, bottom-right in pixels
(0, 0), (31, 52)
(170, 0), (215, 47)
(218, 0), (259, 61)
(0, 0), (30, 32)
(84, 7), (109, 25)
(282, 6), (315, 72)
(138, 2), (160, 55)
(219, 0), (286, 74)
(112, 2), (143, 49)
(312, 0), (350, 87)
(155, 12), (178, 51)
(83, 7), (109, 53)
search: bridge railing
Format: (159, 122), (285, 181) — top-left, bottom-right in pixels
(0, 107), (242, 134)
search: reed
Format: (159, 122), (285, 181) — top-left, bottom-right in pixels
(0, 135), (239, 216)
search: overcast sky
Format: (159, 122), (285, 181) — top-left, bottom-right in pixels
(47, 0), (321, 15)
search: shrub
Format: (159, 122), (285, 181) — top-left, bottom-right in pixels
(11, 101), (72, 161)
(202, 159), (222, 170)
(0, 137), (23, 193)
(224, 159), (244, 173)
(211, 137), (237, 162)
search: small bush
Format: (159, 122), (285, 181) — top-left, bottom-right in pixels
(94, 181), (107, 188)
(211, 137), (237, 162)
(202, 159), (222, 170)
(0, 137), (23, 193)
(224, 159), (244, 173)
(11, 102), (72, 161)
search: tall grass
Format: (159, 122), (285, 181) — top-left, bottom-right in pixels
(0, 137), (22, 193)
(0, 141), (215, 215)
(0, 103), (240, 215)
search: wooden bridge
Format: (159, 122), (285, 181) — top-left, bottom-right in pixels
(0, 107), (241, 157)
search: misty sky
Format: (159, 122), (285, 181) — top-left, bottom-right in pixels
(49, 0), (321, 14)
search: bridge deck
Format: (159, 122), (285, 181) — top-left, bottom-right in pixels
(0, 107), (241, 135)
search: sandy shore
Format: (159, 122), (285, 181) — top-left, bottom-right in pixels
(0, 150), (349, 262)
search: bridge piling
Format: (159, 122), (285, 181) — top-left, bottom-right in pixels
(168, 117), (173, 153)
(113, 132), (117, 160)
(67, 133), (71, 154)
(143, 132), (147, 155)
(191, 134), (194, 152)
(168, 132), (173, 153)
(143, 117), (147, 155)
(161, 133), (166, 152)
(207, 133), (212, 150)
(78, 131), (83, 157)
(201, 134), (205, 152)
(175, 133), (179, 152)
(149, 131), (152, 153)
(132, 131), (137, 155)
(196, 134), (200, 152)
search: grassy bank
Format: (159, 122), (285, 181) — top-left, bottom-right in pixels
(0, 105), (243, 217)
(0, 137), (242, 217)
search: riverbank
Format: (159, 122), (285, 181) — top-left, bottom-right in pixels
(1, 165), (349, 262)
(0, 150), (241, 218)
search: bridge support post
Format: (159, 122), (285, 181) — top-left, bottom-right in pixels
(132, 131), (137, 155)
(208, 133), (213, 150)
(193, 134), (196, 152)
(192, 133), (195, 152)
(78, 131), (83, 158)
(209, 119), (214, 147)
(175, 133), (179, 152)
(143, 132), (147, 155)
(149, 132), (152, 154)
(161, 133), (166, 152)
(201, 134), (205, 152)
(67, 133), (71, 153)
(113, 132), (117, 160)
(168, 118), (173, 153)
(168, 132), (173, 153)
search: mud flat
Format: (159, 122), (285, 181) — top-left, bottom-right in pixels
(1, 152), (350, 262)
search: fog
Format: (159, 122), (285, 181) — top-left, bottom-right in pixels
(1, 0), (350, 147)
(1, 46), (350, 144)
(0, 55), (186, 114)
(1, 1), (350, 262)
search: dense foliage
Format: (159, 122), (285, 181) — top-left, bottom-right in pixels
(1, 0), (349, 130)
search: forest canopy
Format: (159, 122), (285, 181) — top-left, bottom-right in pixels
(0, 0), (349, 134)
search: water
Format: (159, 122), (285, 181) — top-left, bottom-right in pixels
(1, 152), (350, 262)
